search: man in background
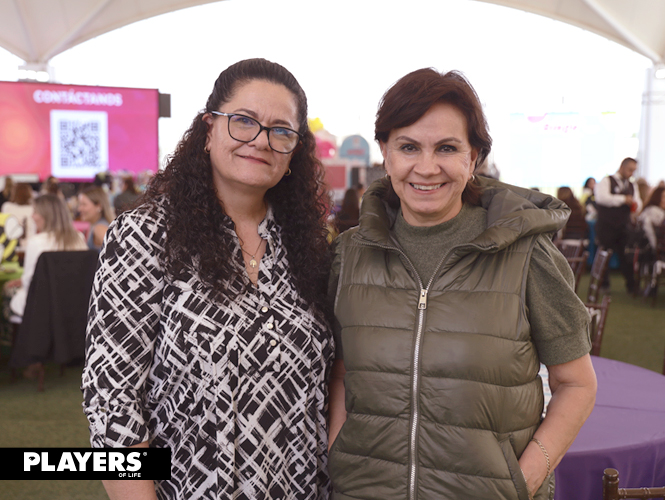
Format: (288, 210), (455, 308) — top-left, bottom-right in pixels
(595, 157), (642, 293)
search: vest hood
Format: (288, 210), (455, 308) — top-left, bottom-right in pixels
(356, 176), (570, 252)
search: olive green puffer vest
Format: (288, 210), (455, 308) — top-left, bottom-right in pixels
(329, 178), (568, 500)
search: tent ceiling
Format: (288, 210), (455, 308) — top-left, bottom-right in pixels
(0, 0), (662, 66)
(481, 0), (664, 64)
(0, 0), (223, 65)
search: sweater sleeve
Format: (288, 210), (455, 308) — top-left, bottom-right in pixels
(526, 235), (592, 366)
(81, 209), (165, 448)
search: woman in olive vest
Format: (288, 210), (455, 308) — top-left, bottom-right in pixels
(327, 68), (597, 500)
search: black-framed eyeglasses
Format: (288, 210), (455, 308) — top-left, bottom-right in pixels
(210, 111), (301, 154)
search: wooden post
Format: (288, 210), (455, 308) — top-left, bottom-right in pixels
(603, 468), (619, 500)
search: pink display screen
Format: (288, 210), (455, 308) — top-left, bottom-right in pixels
(0, 80), (159, 181)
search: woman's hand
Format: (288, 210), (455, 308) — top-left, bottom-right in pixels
(328, 359), (347, 451)
(519, 354), (597, 495)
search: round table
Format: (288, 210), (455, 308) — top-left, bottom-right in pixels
(554, 356), (665, 500)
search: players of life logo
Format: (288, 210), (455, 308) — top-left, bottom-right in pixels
(24, 450), (142, 474)
(0, 448), (172, 480)
(50, 109), (109, 179)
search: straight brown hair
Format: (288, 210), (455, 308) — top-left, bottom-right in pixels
(375, 68), (492, 207)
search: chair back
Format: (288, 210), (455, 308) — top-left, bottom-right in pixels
(656, 222), (665, 258)
(556, 239), (585, 259)
(603, 468), (665, 500)
(555, 239), (587, 292)
(9, 250), (99, 369)
(585, 294), (611, 356)
(588, 248), (613, 304)
(567, 251), (589, 293)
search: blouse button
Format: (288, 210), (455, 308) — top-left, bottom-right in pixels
(266, 323), (274, 330)
(261, 306), (268, 313)
(270, 339), (277, 347)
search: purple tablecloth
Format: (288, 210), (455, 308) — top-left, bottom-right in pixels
(554, 356), (665, 500)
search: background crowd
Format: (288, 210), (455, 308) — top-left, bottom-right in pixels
(0, 171), (149, 327)
(552, 176), (665, 242)
(551, 172), (665, 295)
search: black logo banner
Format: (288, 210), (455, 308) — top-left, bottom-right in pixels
(1, 448), (171, 480)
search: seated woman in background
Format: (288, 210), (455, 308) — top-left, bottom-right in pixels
(5, 194), (87, 318)
(40, 176), (65, 200)
(1, 182), (36, 246)
(113, 175), (142, 215)
(636, 177), (651, 207)
(0, 177), (14, 207)
(638, 186), (665, 252)
(556, 186), (588, 240)
(333, 187), (360, 235)
(77, 186), (114, 251)
(581, 177), (597, 221)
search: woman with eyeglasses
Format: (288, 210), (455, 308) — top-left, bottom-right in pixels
(82, 59), (333, 500)
(327, 68), (597, 500)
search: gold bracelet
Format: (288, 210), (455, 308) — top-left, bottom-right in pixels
(531, 437), (551, 476)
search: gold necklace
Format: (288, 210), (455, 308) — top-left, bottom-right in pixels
(240, 239), (264, 269)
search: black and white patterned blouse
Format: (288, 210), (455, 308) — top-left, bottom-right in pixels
(82, 201), (334, 499)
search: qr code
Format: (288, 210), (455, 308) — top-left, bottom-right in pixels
(50, 110), (108, 178)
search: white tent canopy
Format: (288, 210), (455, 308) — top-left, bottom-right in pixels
(485, 0), (665, 65)
(0, 0), (223, 67)
(1, 0), (663, 67)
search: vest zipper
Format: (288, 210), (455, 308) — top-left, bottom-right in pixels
(417, 289), (428, 309)
(405, 245), (476, 500)
(408, 254), (451, 500)
(409, 300), (426, 500)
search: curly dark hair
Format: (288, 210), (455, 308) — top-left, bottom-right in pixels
(142, 59), (331, 320)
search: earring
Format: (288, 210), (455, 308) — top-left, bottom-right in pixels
(204, 145), (210, 154)
(284, 168), (292, 177)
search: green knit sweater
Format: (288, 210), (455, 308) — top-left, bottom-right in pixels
(392, 203), (590, 366)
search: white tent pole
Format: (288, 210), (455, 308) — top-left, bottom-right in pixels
(40, 0), (113, 63)
(582, 0), (662, 64)
(639, 66), (665, 184)
(640, 67), (653, 179)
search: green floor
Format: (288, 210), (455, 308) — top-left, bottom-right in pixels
(0, 363), (107, 499)
(0, 270), (663, 499)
